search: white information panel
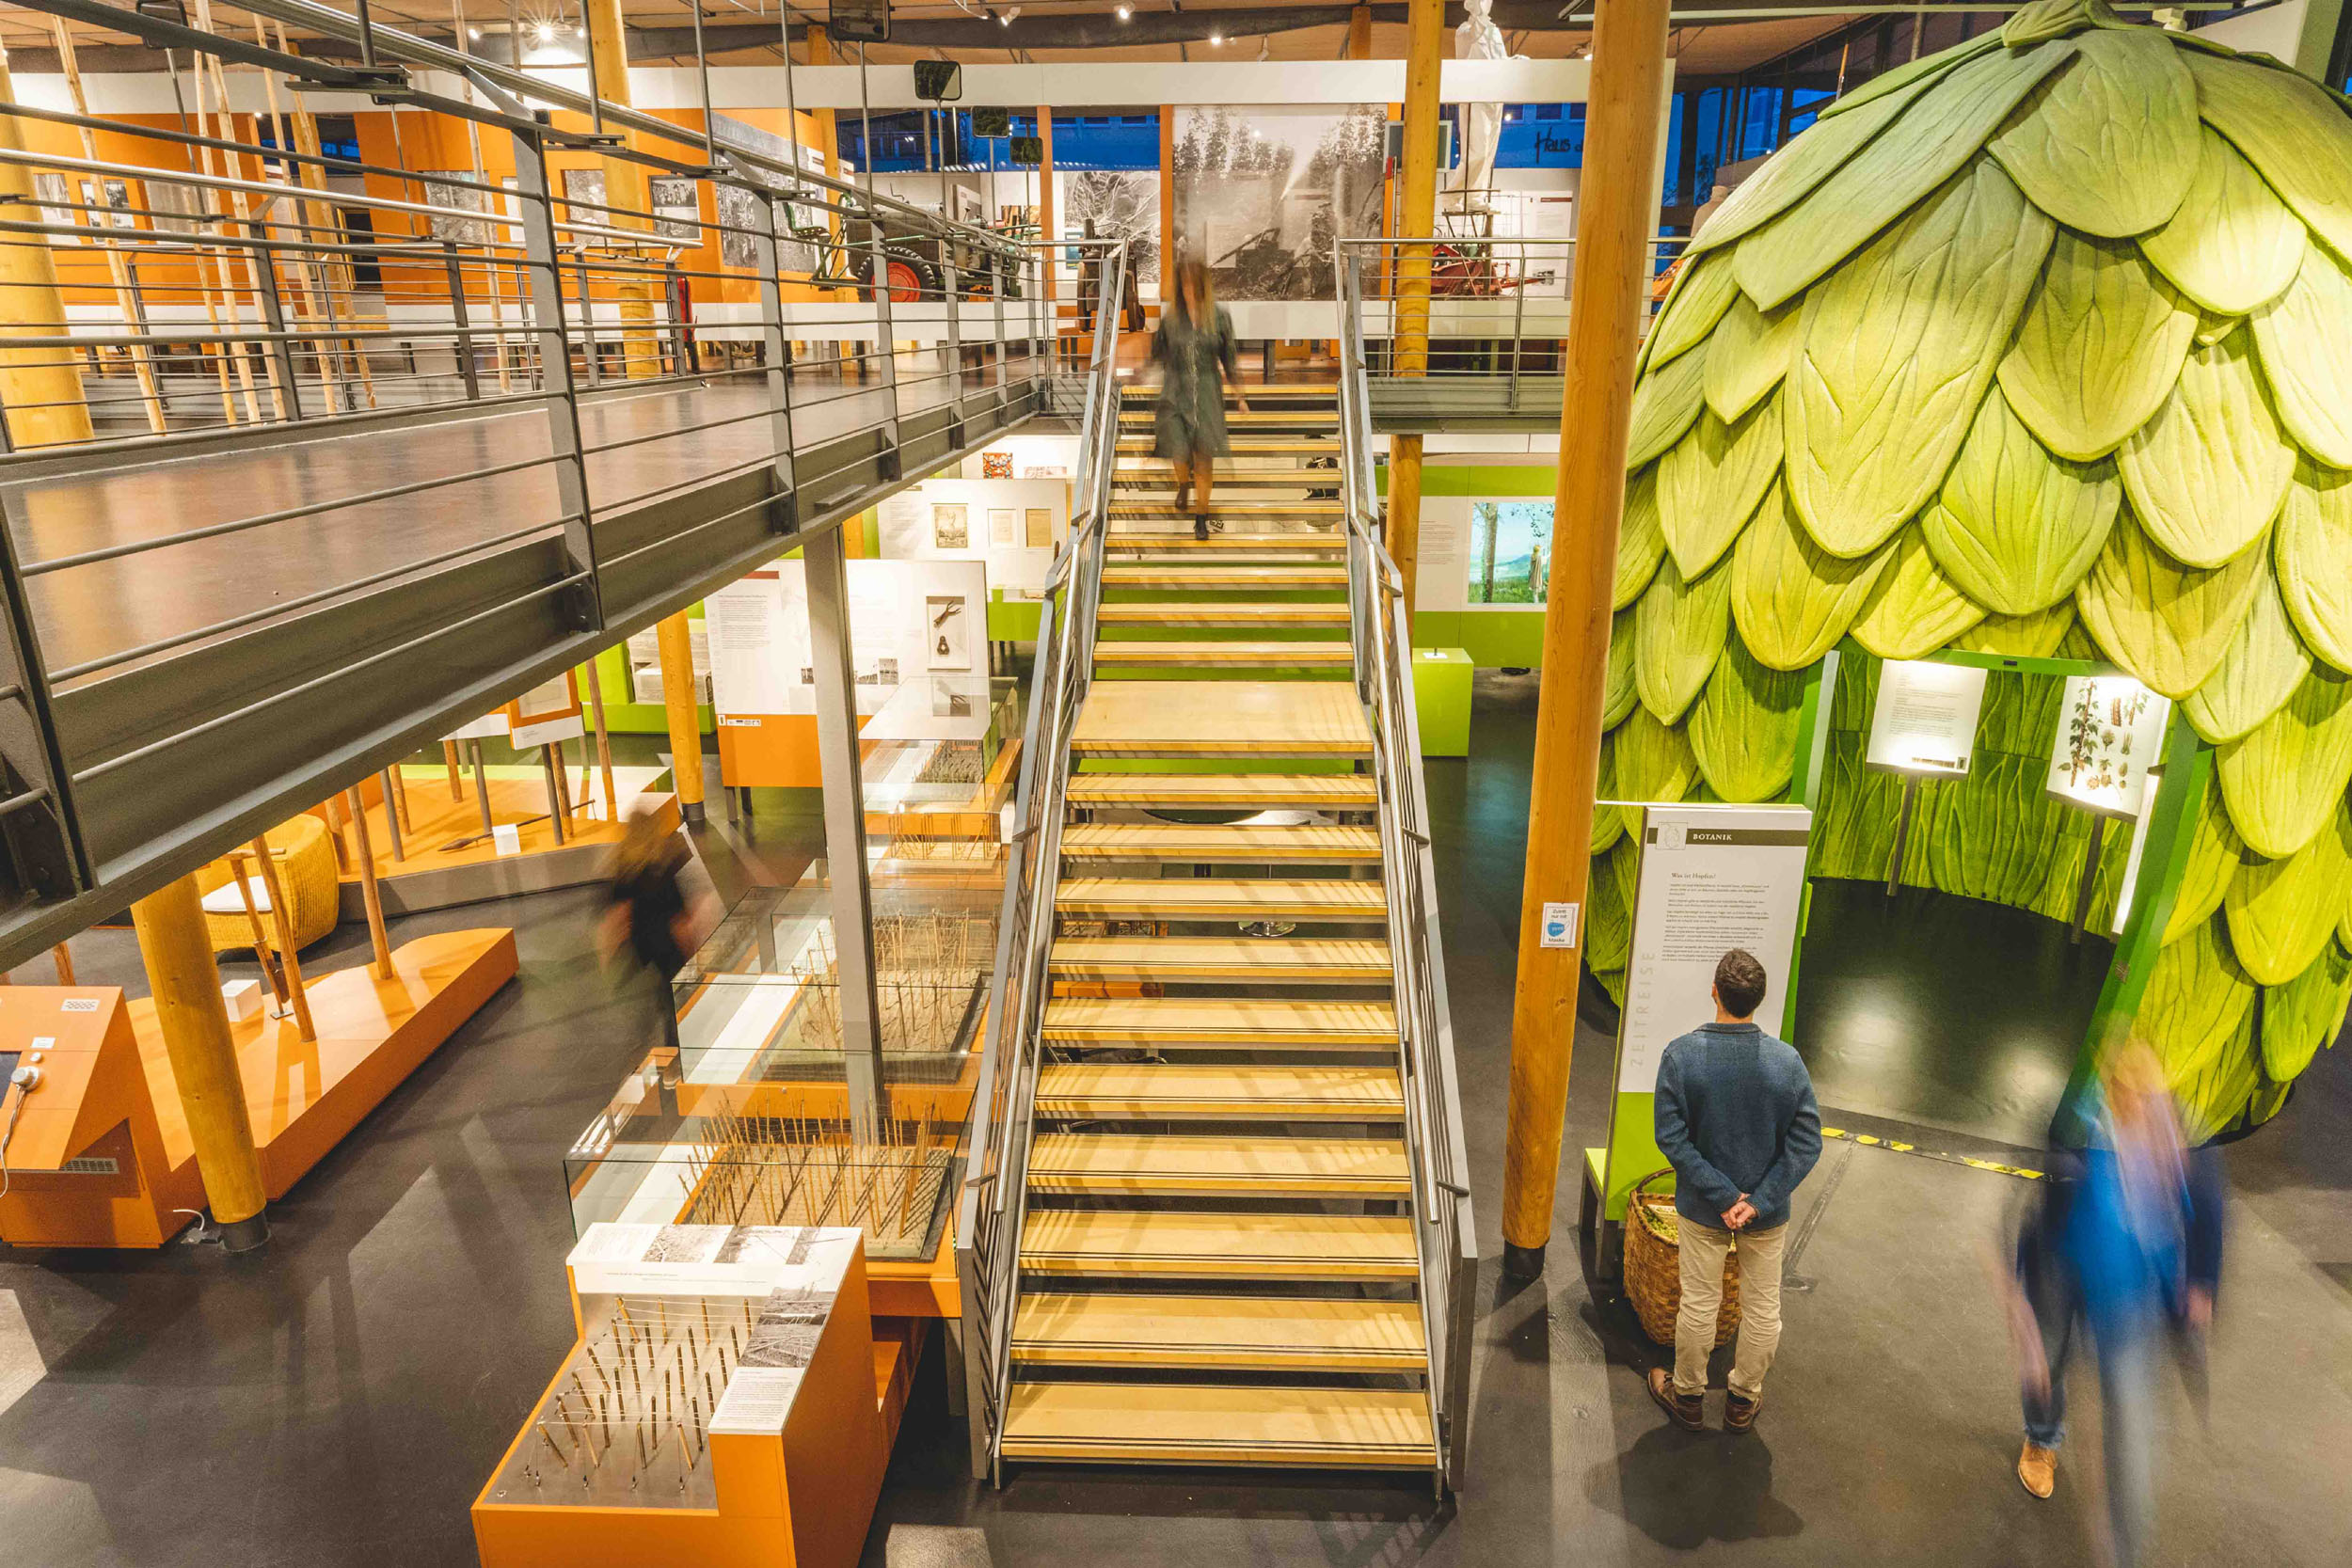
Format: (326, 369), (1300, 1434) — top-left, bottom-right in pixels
(2045, 673), (2169, 820)
(707, 558), (989, 720)
(1866, 659), (1989, 777)
(1614, 803), (1814, 1094)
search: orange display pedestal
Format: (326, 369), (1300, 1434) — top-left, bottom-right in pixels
(472, 1225), (894, 1568)
(0, 930), (517, 1248)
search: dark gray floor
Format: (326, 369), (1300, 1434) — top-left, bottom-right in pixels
(5, 682), (2351, 1568)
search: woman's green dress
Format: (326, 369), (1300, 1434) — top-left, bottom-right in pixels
(1152, 304), (1239, 465)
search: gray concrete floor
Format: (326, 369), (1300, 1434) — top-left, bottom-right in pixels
(3, 685), (2350, 1568)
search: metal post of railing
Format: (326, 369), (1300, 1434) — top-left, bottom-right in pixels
(1508, 240), (1527, 410)
(803, 523), (887, 1139)
(572, 253), (602, 388)
(443, 241), (482, 403)
(665, 260), (691, 375)
(744, 185), (801, 517)
(509, 128), (604, 631)
(855, 43), (902, 475)
(0, 490), (90, 902)
(250, 232), (304, 421)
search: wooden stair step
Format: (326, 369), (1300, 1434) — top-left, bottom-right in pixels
(1059, 823), (1381, 862)
(1104, 531), (1343, 552)
(1117, 437), (1340, 454)
(1095, 602), (1353, 627)
(1112, 467), (1341, 485)
(1092, 641), (1353, 667)
(1109, 499), (1346, 517)
(1001, 1384), (1435, 1468)
(1047, 937), (1391, 982)
(1010, 1293), (1424, 1370)
(1026, 1132), (1407, 1195)
(1072, 680), (1372, 756)
(1065, 773), (1377, 810)
(1102, 563), (1349, 587)
(1035, 1062), (1403, 1117)
(1020, 1210), (1418, 1278)
(1120, 409), (1338, 426)
(1041, 997), (1397, 1047)
(1056, 877), (1385, 919)
(1122, 383), (1338, 400)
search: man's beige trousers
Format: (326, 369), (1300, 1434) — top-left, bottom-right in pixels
(1673, 1218), (1789, 1402)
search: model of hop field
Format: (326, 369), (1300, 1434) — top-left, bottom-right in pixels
(1594, 0), (2352, 1135)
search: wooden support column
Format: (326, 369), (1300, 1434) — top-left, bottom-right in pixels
(583, 657), (622, 820)
(345, 785), (396, 979)
(1349, 3), (1375, 57)
(0, 40), (93, 448)
(1500, 0), (1672, 1275)
(131, 878), (269, 1251)
(583, 0), (662, 379)
(658, 613), (707, 821)
(1387, 0), (1446, 629)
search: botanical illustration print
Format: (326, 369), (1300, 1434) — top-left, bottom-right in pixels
(2060, 677), (2152, 795)
(1171, 106), (1386, 299)
(1064, 169), (1159, 286)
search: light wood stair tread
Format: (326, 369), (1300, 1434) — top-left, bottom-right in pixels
(1120, 409), (1338, 425)
(1041, 996), (1397, 1044)
(1112, 467), (1343, 483)
(1010, 1293), (1424, 1368)
(1092, 641), (1353, 665)
(1027, 1132), (1408, 1193)
(1104, 532), (1343, 550)
(1048, 937), (1391, 980)
(1058, 823), (1381, 859)
(1019, 1210), (1417, 1276)
(1095, 602), (1354, 626)
(1102, 564), (1349, 585)
(1071, 681), (1372, 755)
(1065, 773), (1377, 808)
(1036, 1062), (1403, 1116)
(1109, 499), (1346, 515)
(1117, 437), (1340, 453)
(1000, 1384), (1434, 1466)
(1054, 878), (1386, 916)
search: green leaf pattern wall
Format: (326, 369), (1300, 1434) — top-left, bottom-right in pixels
(1596, 0), (2352, 1135)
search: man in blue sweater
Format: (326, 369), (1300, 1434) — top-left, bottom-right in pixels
(1645, 948), (1822, 1433)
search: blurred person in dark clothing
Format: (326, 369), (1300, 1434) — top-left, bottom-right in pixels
(1647, 948), (1822, 1433)
(596, 805), (714, 1056)
(2008, 1040), (2224, 1568)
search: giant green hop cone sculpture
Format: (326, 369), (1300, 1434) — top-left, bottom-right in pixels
(1597, 0), (2352, 1134)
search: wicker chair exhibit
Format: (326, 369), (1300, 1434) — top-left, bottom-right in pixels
(195, 814), (341, 957)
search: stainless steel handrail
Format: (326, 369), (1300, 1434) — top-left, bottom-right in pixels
(1336, 244), (1479, 1495)
(954, 242), (1128, 1481)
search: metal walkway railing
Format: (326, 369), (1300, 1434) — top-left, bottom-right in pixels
(0, 16), (1072, 965)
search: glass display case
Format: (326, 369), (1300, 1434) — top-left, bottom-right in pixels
(564, 863), (997, 1263)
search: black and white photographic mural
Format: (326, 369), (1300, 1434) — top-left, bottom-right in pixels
(1063, 170), (1159, 288)
(1171, 105), (1386, 300)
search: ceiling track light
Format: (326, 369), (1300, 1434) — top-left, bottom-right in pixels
(1116, 4), (1132, 17)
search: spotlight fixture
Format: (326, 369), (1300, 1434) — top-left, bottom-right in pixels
(1116, 4), (1131, 16)
(467, 25), (481, 38)
(997, 8), (1011, 22)
(532, 21), (554, 43)
(1209, 29), (1222, 44)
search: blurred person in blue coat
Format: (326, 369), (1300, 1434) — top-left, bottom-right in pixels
(2007, 1040), (2224, 1568)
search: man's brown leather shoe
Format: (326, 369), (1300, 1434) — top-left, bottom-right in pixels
(2017, 1442), (2058, 1499)
(1725, 1392), (1760, 1433)
(1646, 1367), (1705, 1432)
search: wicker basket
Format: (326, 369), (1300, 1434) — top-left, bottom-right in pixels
(1624, 1167), (1742, 1347)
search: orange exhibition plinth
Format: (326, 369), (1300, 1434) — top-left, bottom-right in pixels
(0, 930), (517, 1248)
(473, 1224), (893, 1568)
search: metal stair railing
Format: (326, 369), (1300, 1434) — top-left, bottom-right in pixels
(1337, 247), (1479, 1497)
(953, 242), (1127, 1485)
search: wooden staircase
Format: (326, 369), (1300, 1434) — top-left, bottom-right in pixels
(996, 384), (1438, 1474)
